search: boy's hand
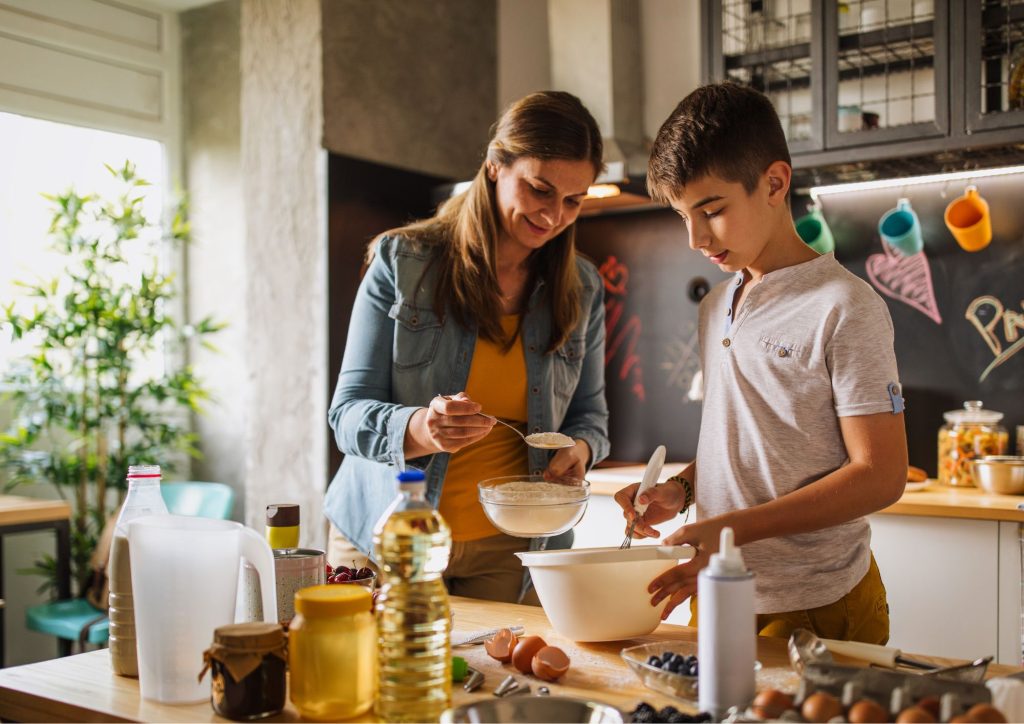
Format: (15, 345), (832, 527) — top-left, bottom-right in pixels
(648, 518), (728, 619)
(543, 439), (591, 482)
(613, 478), (686, 539)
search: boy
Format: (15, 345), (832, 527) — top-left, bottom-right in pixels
(615, 83), (907, 644)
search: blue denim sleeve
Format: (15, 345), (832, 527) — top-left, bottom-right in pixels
(327, 237), (419, 471)
(559, 262), (610, 468)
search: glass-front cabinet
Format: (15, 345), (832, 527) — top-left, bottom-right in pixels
(703, 0), (1024, 163)
(825, 0), (949, 147)
(965, 0), (1024, 132)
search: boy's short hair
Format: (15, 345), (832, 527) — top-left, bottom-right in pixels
(647, 82), (791, 204)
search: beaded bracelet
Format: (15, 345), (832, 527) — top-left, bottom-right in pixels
(666, 474), (695, 515)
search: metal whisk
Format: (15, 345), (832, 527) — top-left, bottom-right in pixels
(620, 445), (666, 549)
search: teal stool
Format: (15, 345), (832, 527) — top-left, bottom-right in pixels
(160, 481), (235, 519)
(26, 481), (235, 655)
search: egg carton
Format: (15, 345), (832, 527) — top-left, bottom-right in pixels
(796, 662), (992, 719)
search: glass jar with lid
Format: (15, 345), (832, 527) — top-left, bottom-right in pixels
(938, 400), (1009, 487)
(289, 584), (376, 721)
(199, 621), (287, 721)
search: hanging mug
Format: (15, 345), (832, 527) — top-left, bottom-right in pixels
(878, 198), (923, 256)
(795, 205), (836, 254)
(944, 185), (992, 252)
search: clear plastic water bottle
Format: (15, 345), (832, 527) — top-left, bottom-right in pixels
(698, 526), (756, 720)
(373, 470), (452, 722)
(109, 464), (169, 677)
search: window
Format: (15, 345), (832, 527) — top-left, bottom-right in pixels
(0, 111), (164, 376)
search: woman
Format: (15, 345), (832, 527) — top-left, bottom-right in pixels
(325, 91), (609, 603)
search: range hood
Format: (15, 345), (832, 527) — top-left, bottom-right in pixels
(548, 0), (656, 213)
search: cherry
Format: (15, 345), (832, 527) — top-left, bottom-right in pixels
(335, 571), (352, 582)
(355, 567), (373, 580)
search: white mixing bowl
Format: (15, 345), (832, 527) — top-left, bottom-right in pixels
(516, 545), (695, 642)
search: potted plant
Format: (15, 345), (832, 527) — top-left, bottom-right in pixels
(0, 161), (223, 598)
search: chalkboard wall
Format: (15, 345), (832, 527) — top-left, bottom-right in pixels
(576, 171), (1024, 474)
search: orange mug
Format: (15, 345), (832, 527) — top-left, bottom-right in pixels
(944, 186), (992, 252)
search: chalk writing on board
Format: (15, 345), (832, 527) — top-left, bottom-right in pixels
(599, 255), (645, 402)
(865, 243), (943, 325)
(965, 295), (1024, 382)
(661, 322), (701, 405)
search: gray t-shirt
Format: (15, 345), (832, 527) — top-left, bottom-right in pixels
(696, 253), (902, 613)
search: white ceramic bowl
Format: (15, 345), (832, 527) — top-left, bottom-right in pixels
(516, 545), (695, 641)
(478, 475), (589, 538)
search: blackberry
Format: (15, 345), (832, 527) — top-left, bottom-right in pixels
(630, 702), (658, 723)
(658, 705), (681, 721)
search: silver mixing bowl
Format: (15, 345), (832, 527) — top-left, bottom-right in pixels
(973, 456), (1024, 495)
(440, 696), (623, 723)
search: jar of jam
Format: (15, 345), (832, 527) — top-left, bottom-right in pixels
(200, 622), (287, 721)
(289, 584), (376, 721)
(938, 400), (1009, 487)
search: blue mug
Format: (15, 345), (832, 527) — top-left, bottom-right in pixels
(878, 198), (924, 256)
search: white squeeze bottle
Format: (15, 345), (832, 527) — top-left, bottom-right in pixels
(108, 464), (169, 677)
(697, 526), (756, 720)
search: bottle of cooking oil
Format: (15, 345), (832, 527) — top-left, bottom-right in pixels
(373, 469), (451, 723)
(109, 464), (169, 677)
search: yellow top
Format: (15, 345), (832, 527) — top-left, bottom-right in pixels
(440, 316), (530, 541)
(294, 584), (371, 617)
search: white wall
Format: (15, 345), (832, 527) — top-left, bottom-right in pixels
(641, 0), (703, 141)
(497, 0), (703, 144)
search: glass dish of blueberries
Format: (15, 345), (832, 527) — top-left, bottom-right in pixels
(620, 641), (702, 701)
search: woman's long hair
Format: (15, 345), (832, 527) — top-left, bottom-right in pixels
(378, 91), (603, 353)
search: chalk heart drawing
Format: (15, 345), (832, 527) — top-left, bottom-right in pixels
(966, 295), (1024, 382)
(865, 243), (943, 325)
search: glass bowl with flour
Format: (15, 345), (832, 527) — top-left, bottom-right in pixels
(478, 475), (590, 538)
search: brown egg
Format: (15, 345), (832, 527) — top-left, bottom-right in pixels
(483, 628), (518, 663)
(966, 703), (1008, 723)
(532, 645), (571, 681)
(907, 465), (928, 482)
(511, 634), (547, 674)
(948, 716), (977, 723)
(751, 689), (795, 719)
(896, 707), (937, 723)
(801, 691), (842, 723)
(916, 697), (941, 719)
(849, 699), (888, 723)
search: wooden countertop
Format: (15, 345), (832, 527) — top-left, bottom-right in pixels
(587, 466), (1024, 523)
(0, 495), (71, 527)
(0, 596), (1018, 723)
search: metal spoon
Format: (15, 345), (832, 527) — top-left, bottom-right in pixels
(436, 395), (574, 449)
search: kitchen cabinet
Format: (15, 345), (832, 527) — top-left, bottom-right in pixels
(868, 513), (1020, 664)
(702, 0), (1024, 175)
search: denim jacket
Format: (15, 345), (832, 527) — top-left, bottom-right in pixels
(325, 234), (610, 562)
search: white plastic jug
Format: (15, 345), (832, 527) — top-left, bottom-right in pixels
(128, 515), (277, 703)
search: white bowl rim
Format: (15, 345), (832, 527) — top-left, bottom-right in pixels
(516, 544), (695, 567)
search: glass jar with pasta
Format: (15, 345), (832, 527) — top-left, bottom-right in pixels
(938, 401), (1009, 487)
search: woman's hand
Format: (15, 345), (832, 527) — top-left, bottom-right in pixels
(405, 392), (495, 456)
(647, 518), (728, 619)
(544, 439), (591, 481)
(613, 478), (687, 540)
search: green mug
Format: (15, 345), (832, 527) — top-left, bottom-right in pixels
(796, 206), (836, 254)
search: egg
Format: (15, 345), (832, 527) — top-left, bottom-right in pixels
(948, 716), (977, 723)
(532, 645), (571, 681)
(802, 691), (842, 723)
(916, 697), (940, 719)
(751, 689), (795, 719)
(966, 703), (1008, 723)
(849, 699), (888, 723)
(896, 707), (937, 723)
(511, 634), (547, 675)
(483, 628), (518, 663)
